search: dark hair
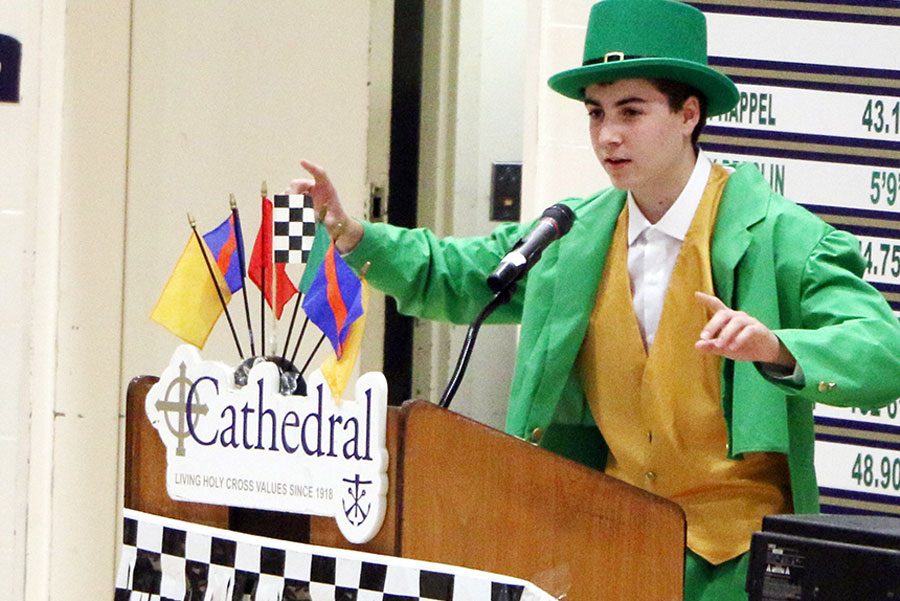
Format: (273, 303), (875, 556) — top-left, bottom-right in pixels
(648, 78), (708, 149)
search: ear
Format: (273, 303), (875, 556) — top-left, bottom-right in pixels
(681, 95), (701, 135)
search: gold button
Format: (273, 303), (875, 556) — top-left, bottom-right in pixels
(817, 381), (837, 393)
(646, 471), (657, 482)
(530, 427), (544, 443)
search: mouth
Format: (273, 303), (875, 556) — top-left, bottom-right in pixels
(604, 157), (631, 169)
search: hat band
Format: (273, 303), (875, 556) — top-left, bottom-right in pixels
(583, 52), (642, 66)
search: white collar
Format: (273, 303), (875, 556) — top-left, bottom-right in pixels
(627, 150), (713, 245)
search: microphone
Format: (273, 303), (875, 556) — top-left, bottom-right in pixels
(487, 203), (575, 293)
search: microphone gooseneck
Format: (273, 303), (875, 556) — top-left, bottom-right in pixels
(440, 203), (576, 410)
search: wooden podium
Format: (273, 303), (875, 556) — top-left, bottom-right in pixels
(125, 376), (686, 600)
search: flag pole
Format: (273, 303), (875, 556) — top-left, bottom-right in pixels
(188, 213), (244, 359)
(269, 182), (279, 356)
(231, 194), (256, 357)
(299, 333), (326, 377)
(281, 291), (304, 362)
(259, 182), (266, 356)
(283, 196), (327, 363)
(288, 316), (310, 366)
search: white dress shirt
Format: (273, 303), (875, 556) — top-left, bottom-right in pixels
(624, 153), (802, 382)
(627, 152), (713, 348)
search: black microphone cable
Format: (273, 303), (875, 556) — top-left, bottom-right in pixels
(439, 204), (576, 409)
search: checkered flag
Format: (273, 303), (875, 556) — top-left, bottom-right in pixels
(116, 510), (554, 601)
(273, 194), (317, 264)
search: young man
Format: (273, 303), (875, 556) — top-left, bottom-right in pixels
(290, 1), (900, 598)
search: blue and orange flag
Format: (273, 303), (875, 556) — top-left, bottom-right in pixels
(203, 214), (244, 293)
(321, 278), (369, 400)
(302, 242), (364, 359)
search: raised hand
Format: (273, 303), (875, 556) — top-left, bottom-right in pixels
(288, 159), (364, 254)
(695, 291), (796, 368)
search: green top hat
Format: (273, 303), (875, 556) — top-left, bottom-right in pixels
(548, 0), (739, 116)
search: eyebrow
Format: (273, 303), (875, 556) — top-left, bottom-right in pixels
(584, 95), (648, 108)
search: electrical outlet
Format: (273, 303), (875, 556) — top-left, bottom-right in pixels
(490, 162), (522, 222)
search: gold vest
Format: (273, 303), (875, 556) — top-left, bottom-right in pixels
(578, 164), (791, 564)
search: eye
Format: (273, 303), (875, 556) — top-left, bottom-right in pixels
(586, 108), (603, 120)
(622, 107), (642, 118)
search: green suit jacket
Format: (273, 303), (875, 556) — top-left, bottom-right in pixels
(347, 164), (900, 513)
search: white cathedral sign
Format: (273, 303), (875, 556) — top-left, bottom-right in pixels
(146, 345), (389, 544)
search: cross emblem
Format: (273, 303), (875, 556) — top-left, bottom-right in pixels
(341, 474), (373, 526)
(154, 362), (208, 456)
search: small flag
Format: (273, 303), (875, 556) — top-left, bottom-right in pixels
(151, 235), (232, 349)
(203, 215), (243, 293)
(232, 207), (248, 279)
(321, 279), (369, 400)
(248, 196), (298, 319)
(299, 223), (331, 294)
(273, 194), (317, 264)
(302, 243), (364, 359)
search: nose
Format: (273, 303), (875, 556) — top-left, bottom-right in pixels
(595, 122), (622, 147)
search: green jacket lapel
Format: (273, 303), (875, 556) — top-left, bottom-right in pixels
(553, 188), (627, 337)
(519, 189), (626, 431)
(709, 165), (795, 457)
(711, 164), (770, 306)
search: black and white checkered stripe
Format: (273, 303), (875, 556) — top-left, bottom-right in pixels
(273, 194), (317, 264)
(115, 509), (552, 601)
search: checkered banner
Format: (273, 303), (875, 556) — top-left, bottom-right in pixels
(115, 509), (555, 601)
(273, 194), (316, 264)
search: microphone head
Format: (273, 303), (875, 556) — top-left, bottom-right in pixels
(486, 203), (576, 293)
(541, 203), (575, 237)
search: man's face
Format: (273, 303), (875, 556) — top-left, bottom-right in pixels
(584, 79), (698, 198)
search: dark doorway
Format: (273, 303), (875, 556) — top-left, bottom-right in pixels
(383, 0), (424, 405)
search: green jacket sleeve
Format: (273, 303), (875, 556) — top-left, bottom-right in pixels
(343, 220), (532, 325)
(769, 228), (900, 408)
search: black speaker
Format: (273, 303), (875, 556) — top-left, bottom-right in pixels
(746, 514), (900, 601)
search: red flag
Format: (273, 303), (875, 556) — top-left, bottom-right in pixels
(248, 196), (297, 319)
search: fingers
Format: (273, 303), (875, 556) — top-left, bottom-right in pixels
(694, 304), (782, 364)
(695, 290), (748, 352)
(699, 308), (731, 341)
(731, 325), (760, 351)
(697, 314), (738, 350)
(287, 161), (328, 194)
(287, 178), (315, 194)
(295, 159), (339, 217)
(715, 314), (748, 349)
(299, 159), (330, 185)
(291, 159), (364, 253)
(695, 290), (727, 312)
(299, 158), (321, 172)
(698, 302), (749, 349)
(697, 292), (731, 341)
